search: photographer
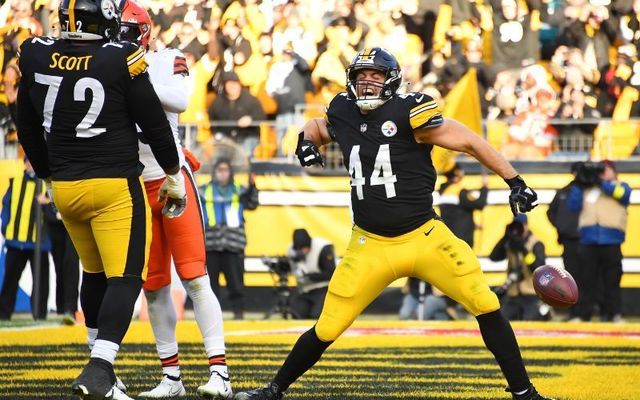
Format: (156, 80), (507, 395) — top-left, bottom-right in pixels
(489, 214), (547, 321)
(287, 229), (336, 319)
(547, 162), (581, 320)
(438, 163), (488, 248)
(568, 160), (631, 322)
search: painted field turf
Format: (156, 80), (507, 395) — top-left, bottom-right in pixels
(0, 321), (639, 399)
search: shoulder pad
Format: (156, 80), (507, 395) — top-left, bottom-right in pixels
(18, 36), (57, 58)
(120, 42), (148, 79)
(407, 92), (442, 130)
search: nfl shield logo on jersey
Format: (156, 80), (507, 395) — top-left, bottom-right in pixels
(360, 123), (368, 133)
(381, 121), (397, 137)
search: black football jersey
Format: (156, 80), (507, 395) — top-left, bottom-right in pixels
(18, 37), (148, 180)
(325, 92), (444, 237)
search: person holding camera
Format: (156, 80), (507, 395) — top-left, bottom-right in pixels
(568, 160), (631, 322)
(201, 158), (259, 320)
(490, 214), (547, 321)
(438, 163), (489, 248)
(547, 162), (581, 320)
(287, 229), (336, 319)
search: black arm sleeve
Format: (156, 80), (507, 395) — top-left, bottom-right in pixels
(16, 82), (51, 179)
(127, 74), (179, 173)
(306, 245), (336, 282)
(459, 187), (488, 210)
(489, 236), (509, 262)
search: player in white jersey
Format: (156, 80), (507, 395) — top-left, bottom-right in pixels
(120, 1), (232, 398)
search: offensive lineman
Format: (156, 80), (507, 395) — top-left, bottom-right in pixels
(235, 48), (553, 400)
(16, 0), (187, 398)
(120, 1), (232, 398)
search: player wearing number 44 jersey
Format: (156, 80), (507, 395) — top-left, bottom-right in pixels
(16, 0), (187, 399)
(235, 48), (552, 400)
(119, 1), (232, 399)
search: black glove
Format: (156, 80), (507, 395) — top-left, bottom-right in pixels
(505, 175), (538, 216)
(296, 132), (324, 167)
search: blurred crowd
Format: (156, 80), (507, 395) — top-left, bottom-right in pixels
(2, 0), (640, 159)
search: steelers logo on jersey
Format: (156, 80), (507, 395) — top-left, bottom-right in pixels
(381, 120), (397, 137)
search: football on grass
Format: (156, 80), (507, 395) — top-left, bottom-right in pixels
(532, 265), (579, 308)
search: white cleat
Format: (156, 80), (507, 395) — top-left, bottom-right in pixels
(139, 375), (187, 398)
(116, 376), (128, 393)
(113, 385), (134, 400)
(196, 371), (233, 399)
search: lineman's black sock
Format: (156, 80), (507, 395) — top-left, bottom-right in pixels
(80, 271), (107, 329)
(272, 326), (332, 392)
(476, 310), (531, 393)
(96, 277), (143, 345)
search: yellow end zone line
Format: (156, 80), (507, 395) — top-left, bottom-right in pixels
(229, 272), (640, 289)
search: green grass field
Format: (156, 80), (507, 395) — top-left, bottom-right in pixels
(1, 320), (639, 399)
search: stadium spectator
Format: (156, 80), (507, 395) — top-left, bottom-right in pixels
(170, 21), (206, 60)
(0, 158), (50, 321)
(271, 8), (319, 66)
(490, 214), (547, 321)
(547, 162), (582, 320)
(311, 17), (357, 104)
(557, 1), (616, 71)
(489, 0), (540, 70)
(1, 60), (19, 158)
(208, 71), (265, 155)
(4, 0), (640, 161)
(464, 38), (497, 116)
(438, 163), (489, 248)
(201, 158), (259, 320)
(266, 47), (312, 153)
(568, 160), (632, 322)
(287, 229), (336, 319)
(502, 64), (558, 159)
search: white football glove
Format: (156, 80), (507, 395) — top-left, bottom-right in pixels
(158, 171), (187, 218)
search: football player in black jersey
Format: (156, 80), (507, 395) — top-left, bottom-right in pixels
(16, 0), (187, 398)
(235, 48), (551, 400)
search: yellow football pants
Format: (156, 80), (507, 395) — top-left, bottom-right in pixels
(51, 177), (151, 280)
(316, 219), (500, 342)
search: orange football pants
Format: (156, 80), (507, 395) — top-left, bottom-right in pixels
(143, 166), (207, 291)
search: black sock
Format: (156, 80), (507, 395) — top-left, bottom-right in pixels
(80, 271), (107, 329)
(96, 277), (142, 344)
(272, 326), (332, 392)
(476, 310), (530, 393)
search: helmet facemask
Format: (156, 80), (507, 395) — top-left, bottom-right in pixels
(347, 65), (402, 112)
(120, 22), (145, 46)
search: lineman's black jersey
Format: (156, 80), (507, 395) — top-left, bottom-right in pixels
(325, 92), (444, 237)
(17, 37), (149, 180)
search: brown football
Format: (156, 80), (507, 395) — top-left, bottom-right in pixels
(532, 265), (579, 308)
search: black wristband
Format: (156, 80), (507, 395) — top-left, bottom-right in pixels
(504, 175), (525, 188)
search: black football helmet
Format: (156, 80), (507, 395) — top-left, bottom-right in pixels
(346, 47), (402, 111)
(59, 0), (122, 41)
